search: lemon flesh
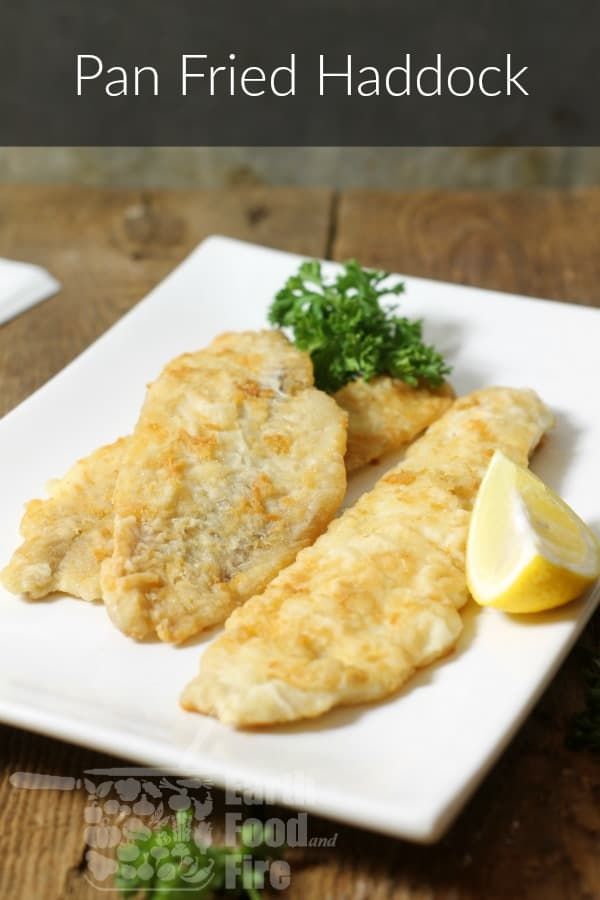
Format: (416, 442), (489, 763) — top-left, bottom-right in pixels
(466, 450), (600, 614)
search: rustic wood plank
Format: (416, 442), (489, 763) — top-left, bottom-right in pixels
(0, 186), (598, 900)
(334, 188), (600, 307)
(0, 184), (333, 417)
(0, 726), (129, 900)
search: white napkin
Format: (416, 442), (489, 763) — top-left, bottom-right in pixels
(0, 257), (61, 326)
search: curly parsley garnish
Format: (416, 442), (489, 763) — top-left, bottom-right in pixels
(116, 809), (278, 899)
(268, 259), (451, 393)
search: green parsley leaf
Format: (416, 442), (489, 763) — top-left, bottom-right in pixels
(268, 259), (451, 393)
(115, 808), (278, 899)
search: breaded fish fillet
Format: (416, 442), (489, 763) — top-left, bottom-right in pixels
(181, 387), (553, 726)
(101, 331), (348, 643)
(334, 376), (454, 471)
(1, 438), (127, 602)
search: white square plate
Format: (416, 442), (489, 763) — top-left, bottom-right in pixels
(1, 236), (598, 843)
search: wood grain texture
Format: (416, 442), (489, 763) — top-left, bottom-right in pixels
(334, 188), (600, 307)
(0, 184), (332, 416)
(0, 185), (598, 900)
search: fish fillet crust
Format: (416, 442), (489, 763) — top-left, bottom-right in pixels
(101, 331), (348, 643)
(181, 387), (553, 726)
(1, 344), (448, 608)
(334, 376), (454, 471)
(1, 438), (127, 601)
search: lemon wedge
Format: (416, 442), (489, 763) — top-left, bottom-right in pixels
(466, 450), (600, 613)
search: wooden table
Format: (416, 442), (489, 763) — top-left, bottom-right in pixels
(0, 184), (598, 900)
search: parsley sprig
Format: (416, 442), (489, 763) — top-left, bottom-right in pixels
(115, 809), (277, 899)
(268, 259), (451, 393)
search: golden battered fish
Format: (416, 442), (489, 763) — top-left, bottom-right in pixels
(1, 438), (127, 602)
(2, 339), (449, 609)
(181, 387), (553, 726)
(334, 376), (454, 471)
(101, 330), (348, 643)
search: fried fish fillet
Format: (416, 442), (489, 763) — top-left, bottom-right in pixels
(181, 387), (553, 726)
(2, 338), (449, 609)
(334, 376), (454, 471)
(101, 330), (348, 643)
(1, 438), (127, 602)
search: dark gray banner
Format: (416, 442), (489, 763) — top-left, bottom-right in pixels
(0, 0), (597, 145)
